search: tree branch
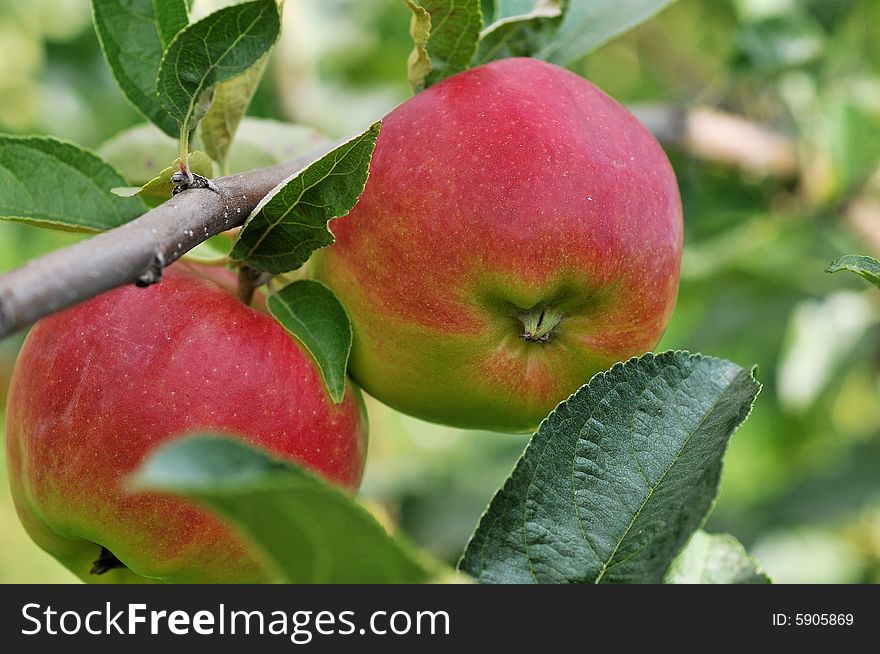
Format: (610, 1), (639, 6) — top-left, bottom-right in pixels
(632, 104), (799, 179)
(0, 151), (325, 339)
(0, 107), (798, 340)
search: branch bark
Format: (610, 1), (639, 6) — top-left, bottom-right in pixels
(0, 151), (324, 339)
(632, 104), (799, 179)
(0, 107), (798, 340)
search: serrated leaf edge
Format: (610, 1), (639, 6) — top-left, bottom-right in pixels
(456, 350), (762, 578)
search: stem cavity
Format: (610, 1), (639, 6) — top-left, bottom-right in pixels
(519, 306), (564, 344)
(90, 546), (126, 575)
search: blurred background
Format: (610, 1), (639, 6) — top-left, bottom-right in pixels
(1, 0), (879, 583)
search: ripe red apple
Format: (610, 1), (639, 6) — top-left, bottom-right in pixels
(312, 57), (683, 432)
(5, 263), (368, 583)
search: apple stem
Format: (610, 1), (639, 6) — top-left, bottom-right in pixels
(519, 306), (564, 343)
(237, 265), (269, 306)
(90, 546), (126, 575)
(178, 125), (194, 186)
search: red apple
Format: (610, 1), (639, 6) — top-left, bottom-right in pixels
(5, 263), (368, 583)
(312, 57), (683, 432)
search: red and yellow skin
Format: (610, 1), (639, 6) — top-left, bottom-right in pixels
(5, 264), (368, 583)
(313, 58), (683, 432)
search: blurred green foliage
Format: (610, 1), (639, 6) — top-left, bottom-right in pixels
(1, 0), (879, 583)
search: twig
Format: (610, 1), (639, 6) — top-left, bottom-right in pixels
(0, 151), (324, 339)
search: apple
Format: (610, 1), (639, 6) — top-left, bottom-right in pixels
(5, 263), (368, 583)
(312, 57), (683, 432)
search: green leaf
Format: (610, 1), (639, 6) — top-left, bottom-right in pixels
(223, 118), (330, 174)
(406, 0), (483, 91)
(91, 0), (189, 138)
(458, 351), (761, 584)
(268, 281), (352, 405)
(480, 0), (496, 22)
(111, 151), (214, 204)
(826, 254), (880, 290)
(183, 233), (236, 262)
(832, 100), (880, 197)
(538, 0), (676, 65)
(230, 121), (381, 274)
(665, 531), (771, 584)
(98, 123), (180, 186)
(157, 0), (281, 135)
(131, 434), (437, 583)
(405, 1), (432, 94)
(199, 52), (271, 174)
(496, 0), (541, 18)
(476, 1), (563, 65)
(0, 135), (144, 232)
(99, 118), (330, 183)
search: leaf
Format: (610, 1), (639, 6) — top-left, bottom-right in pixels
(665, 531), (771, 584)
(476, 1), (563, 65)
(156, 0), (281, 135)
(111, 151), (214, 204)
(0, 135), (144, 232)
(230, 121), (381, 274)
(537, 0), (677, 66)
(268, 281), (352, 404)
(183, 233), (236, 262)
(98, 123), (180, 186)
(199, 52), (271, 174)
(480, 0), (496, 22)
(224, 118), (330, 174)
(131, 434), (437, 583)
(826, 254), (880, 290)
(496, 0), (542, 18)
(406, 0), (483, 91)
(99, 118), (330, 183)
(91, 0), (189, 138)
(405, 1), (432, 94)
(832, 100), (880, 196)
(777, 292), (874, 413)
(458, 351), (761, 584)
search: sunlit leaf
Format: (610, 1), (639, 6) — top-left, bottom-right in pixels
(665, 531), (771, 584)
